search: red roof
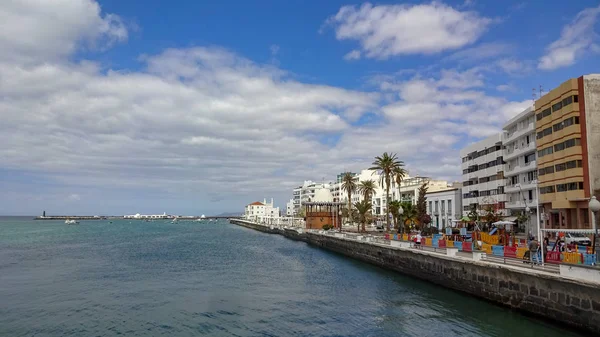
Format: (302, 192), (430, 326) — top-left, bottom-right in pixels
(249, 201), (264, 206)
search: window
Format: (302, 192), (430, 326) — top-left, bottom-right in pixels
(555, 163), (566, 172)
(574, 95), (579, 103)
(552, 101), (563, 112)
(540, 186), (555, 194)
(528, 190), (533, 200)
(562, 96), (573, 106)
(556, 183), (567, 192)
(565, 160), (577, 169)
(441, 200), (445, 212)
(577, 160), (583, 167)
(434, 201), (439, 212)
(564, 138), (580, 149)
(536, 127), (552, 139)
(538, 146), (553, 157)
(527, 171), (537, 181)
(448, 200), (452, 213)
(554, 142), (565, 152)
(525, 153), (536, 163)
(429, 201), (433, 213)
(567, 182), (583, 191)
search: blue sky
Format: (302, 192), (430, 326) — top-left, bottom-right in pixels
(1, 0), (599, 215)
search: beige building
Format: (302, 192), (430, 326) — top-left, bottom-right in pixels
(535, 75), (600, 229)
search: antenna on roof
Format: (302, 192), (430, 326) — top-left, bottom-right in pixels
(539, 85), (544, 98)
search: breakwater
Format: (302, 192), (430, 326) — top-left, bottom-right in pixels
(230, 219), (600, 334)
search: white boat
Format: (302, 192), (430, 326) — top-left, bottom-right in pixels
(171, 217), (178, 223)
(65, 219), (79, 225)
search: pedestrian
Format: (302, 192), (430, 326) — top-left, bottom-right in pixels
(415, 232), (422, 248)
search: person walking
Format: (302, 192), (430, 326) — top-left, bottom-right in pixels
(528, 237), (540, 265)
(415, 232), (422, 249)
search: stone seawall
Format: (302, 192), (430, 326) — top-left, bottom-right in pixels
(230, 220), (600, 333)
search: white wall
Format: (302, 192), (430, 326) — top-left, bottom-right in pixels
(426, 188), (462, 229)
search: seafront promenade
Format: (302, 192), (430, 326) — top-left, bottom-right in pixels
(230, 219), (600, 334)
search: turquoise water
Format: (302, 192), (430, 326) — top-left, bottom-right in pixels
(0, 217), (584, 337)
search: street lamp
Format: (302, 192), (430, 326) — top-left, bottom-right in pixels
(589, 196), (600, 254)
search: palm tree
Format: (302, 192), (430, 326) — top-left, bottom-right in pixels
(388, 200), (402, 232)
(358, 180), (377, 202)
(370, 152), (404, 232)
(393, 166), (407, 201)
(401, 202), (418, 233)
(354, 200), (372, 233)
(341, 172), (357, 228)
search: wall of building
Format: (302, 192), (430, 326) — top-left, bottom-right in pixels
(583, 75), (600, 199)
(425, 188), (462, 229)
(460, 133), (507, 216)
(231, 219), (600, 333)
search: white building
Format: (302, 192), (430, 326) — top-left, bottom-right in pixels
(286, 199), (294, 216)
(502, 105), (539, 233)
(124, 212), (169, 219)
(292, 180), (329, 215)
(391, 175), (450, 205)
(460, 133), (509, 217)
(332, 169), (387, 217)
(244, 198), (280, 222)
(426, 188), (462, 229)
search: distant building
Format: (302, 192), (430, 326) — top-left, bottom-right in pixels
(244, 198), (280, 223)
(285, 199), (294, 216)
(425, 188), (462, 229)
(460, 133), (508, 217)
(124, 212), (170, 219)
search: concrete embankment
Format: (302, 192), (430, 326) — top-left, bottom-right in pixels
(230, 219), (600, 333)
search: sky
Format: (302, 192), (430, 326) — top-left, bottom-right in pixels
(1, 0), (600, 216)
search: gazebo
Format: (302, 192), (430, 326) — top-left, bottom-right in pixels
(303, 188), (344, 230)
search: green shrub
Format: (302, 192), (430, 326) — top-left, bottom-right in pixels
(322, 224), (332, 231)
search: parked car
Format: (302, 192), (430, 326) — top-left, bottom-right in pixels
(564, 233), (592, 246)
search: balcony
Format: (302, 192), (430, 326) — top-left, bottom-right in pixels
(505, 180), (537, 193)
(504, 142), (535, 161)
(504, 123), (535, 143)
(505, 199), (538, 209)
(505, 160), (536, 176)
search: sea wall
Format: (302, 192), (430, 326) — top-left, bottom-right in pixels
(230, 220), (600, 333)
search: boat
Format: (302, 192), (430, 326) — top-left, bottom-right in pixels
(171, 217), (178, 223)
(65, 219), (79, 225)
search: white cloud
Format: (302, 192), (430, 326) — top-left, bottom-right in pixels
(0, 0), (128, 64)
(270, 44), (280, 56)
(344, 50), (361, 61)
(538, 5), (600, 70)
(68, 194), (81, 201)
(0, 0), (532, 214)
(324, 2), (491, 59)
(496, 84), (515, 92)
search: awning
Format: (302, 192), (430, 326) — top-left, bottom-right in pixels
(503, 216), (517, 222)
(541, 228), (597, 234)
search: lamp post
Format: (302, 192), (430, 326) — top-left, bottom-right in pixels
(589, 196), (600, 255)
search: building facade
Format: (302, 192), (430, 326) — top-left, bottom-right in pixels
(392, 176), (450, 205)
(286, 199), (294, 216)
(460, 133), (508, 217)
(502, 106), (539, 233)
(535, 75), (600, 229)
(426, 188), (462, 229)
(244, 198), (280, 222)
(292, 181), (329, 215)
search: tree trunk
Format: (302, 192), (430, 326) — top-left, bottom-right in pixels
(347, 191), (352, 230)
(362, 221), (366, 232)
(385, 180), (390, 233)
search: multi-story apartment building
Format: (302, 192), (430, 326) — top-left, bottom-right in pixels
(333, 169), (387, 217)
(460, 133), (508, 217)
(535, 75), (600, 229)
(426, 188), (462, 229)
(291, 181), (328, 215)
(502, 106), (539, 233)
